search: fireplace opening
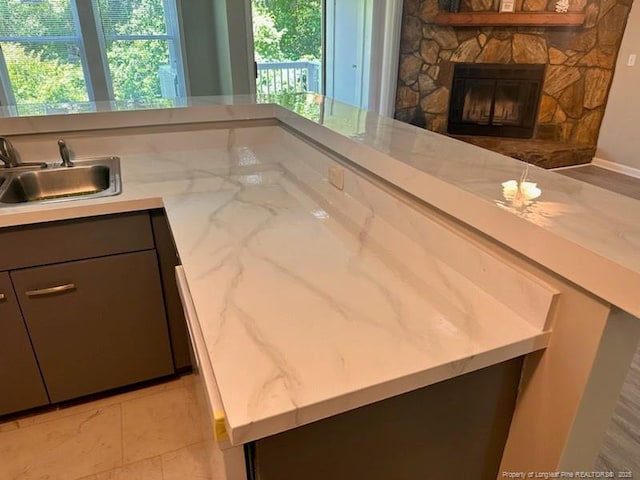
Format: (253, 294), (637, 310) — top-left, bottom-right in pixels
(448, 63), (545, 139)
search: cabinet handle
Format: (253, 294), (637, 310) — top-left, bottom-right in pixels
(25, 283), (76, 297)
(0, 293), (5, 301)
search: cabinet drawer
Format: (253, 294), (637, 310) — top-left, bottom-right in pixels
(0, 272), (49, 416)
(11, 251), (174, 402)
(0, 212), (154, 271)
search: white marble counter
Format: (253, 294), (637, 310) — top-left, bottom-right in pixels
(274, 97), (640, 320)
(0, 123), (552, 445)
(162, 159), (550, 445)
(2, 97), (638, 471)
(1, 95), (639, 318)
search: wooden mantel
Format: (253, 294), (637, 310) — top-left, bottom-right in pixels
(433, 12), (586, 27)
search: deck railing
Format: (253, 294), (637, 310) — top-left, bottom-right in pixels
(256, 61), (321, 95)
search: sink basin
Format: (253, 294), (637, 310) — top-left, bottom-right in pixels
(0, 157), (121, 205)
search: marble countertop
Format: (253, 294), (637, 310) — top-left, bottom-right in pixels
(0, 95), (638, 443)
(1, 94), (638, 319)
(274, 96), (640, 320)
(161, 146), (551, 444)
(0, 121), (552, 445)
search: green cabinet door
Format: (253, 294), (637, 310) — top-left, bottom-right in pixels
(0, 272), (49, 416)
(11, 251), (175, 403)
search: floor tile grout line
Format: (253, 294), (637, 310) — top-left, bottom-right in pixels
(117, 434), (208, 468)
(119, 402), (125, 467)
(71, 441), (210, 480)
(10, 404), (130, 480)
(1, 374), (206, 479)
(69, 454), (166, 480)
(0, 377), (187, 436)
(114, 381), (207, 469)
(159, 441), (212, 480)
(117, 440), (210, 473)
(0, 404), (118, 441)
(162, 439), (211, 458)
(12, 404), (115, 432)
(160, 450), (166, 480)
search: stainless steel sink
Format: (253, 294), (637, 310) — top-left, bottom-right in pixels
(0, 157), (121, 205)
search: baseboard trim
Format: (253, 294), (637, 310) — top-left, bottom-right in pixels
(591, 157), (640, 179)
(550, 164), (587, 171)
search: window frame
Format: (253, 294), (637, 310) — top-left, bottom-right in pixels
(0, 44), (16, 106)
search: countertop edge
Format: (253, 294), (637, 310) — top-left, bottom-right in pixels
(226, 331), (551, 445)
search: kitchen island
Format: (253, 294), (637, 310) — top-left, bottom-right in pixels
(0, 95), (639, 478)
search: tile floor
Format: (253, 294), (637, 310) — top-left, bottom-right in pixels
(0, 374), (215, 480)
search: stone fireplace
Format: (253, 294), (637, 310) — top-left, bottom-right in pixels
(395, 0), (632, 168)
(448, 63), (545, 138)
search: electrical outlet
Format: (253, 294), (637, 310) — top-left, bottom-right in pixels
(628, 54), (636, 67)
(328, 165), (344, 190)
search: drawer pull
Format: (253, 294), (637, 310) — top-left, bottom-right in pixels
(26, 283), (76, 297)
(0, 293), (5, 301)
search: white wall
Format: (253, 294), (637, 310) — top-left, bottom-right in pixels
(178, 0), (220, 96)
(326, 0), (371, 108)
(178, 0), (254, 96)
(596, 4), (640, 170)
(324, 0), (402, 114)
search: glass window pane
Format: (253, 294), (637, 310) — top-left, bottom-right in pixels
(106, 39), (174, 100)
(96, 0), (184, 100)
(0, 0), (77, 37)
(1, 41), (89, 105)
(97, 0), (167, 36)
(0, 0), (90, 108)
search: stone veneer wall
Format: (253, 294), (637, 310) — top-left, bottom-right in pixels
(395, 0), (632, 164)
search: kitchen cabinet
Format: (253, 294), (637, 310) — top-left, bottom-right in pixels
(248, 358), (523, 480)
(0, 211), (183, 413)
(150, 210), (191, 370)
(0, 272), (49, 416)
(11, 251), (174, 403)
(0, 211), (155, 271)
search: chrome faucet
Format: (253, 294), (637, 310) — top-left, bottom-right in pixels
(0, 136), (47, 170)
(0, 136), (19, 168)
(58, 138), (73, 167)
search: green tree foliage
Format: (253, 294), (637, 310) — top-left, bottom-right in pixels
(0, 0), (171, 105)
(252, 3), (284, 62)
(98, 0), (166, 35)
(99, 0), (170, 100)
(0, 0), (74, 38)
(0, 0), (77, 63)
(2, 42), (87, 105)
(107, 39), (169, 100)
(253, 0), (321, 61)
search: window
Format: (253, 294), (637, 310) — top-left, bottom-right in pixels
(96, 0), (184, 101)
(0, 0), (185, 114)
(0, 0), (90, 114)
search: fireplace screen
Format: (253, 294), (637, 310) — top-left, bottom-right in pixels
(448, 64), (545, 138)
